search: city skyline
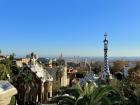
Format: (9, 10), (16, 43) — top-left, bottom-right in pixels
(0, 0), (140, 57)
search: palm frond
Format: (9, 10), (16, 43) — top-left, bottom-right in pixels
(52, 95), (76, 105)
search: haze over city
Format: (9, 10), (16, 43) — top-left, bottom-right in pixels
(0, 0), (140, 57)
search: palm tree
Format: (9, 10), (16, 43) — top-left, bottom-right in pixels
(53, 83), (122, 105)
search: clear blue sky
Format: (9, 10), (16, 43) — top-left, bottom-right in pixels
(0, 0), (140, 57)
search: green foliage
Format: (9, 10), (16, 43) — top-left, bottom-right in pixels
(11, 65), (20, 75)
(54, 95), (76, 105)
(0, 53), (20, 81)
(134, 85), (140, 104)
(109, 79), (140, 105)
(0, 63), (10, 80)
(9, 96), (16, 105)
(53, 83), (122, 105)
(76, 84), (121, 105)
(62, 86), (82, 99)
(110, 61), (126, 74)
(23, 72), (33, 83)
(128, 61), (140, 84)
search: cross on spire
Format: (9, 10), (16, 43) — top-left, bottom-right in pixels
(104, 32), (107, 39)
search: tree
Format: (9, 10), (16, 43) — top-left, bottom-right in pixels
(111, 61), (126, 74)
(92, 62), (103, 74)
(0, 63), (10, 80)
(11, 65), (19, 75)
(53, 83), (122, 105)
(134, 85), (140, 104)
(0, 54), (18, 81)
(128, 61), (140, 84)
(116, 79), (140, 105)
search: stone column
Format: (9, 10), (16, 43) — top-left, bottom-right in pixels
(44, 82), (47, 103)
(38, 81), (44, 104)
(41, 81), (44, 104)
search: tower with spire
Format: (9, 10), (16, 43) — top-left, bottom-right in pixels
(101, 32), (112, 81)
(60, 52), (63, 60)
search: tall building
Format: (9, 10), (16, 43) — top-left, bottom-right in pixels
(59, 53), (63, 60)
(101, 32), (112, 81)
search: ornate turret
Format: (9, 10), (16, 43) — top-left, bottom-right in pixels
(101, 32), (112, 81)
(123, 64), (129, 78)
(29, 53), (53, 103)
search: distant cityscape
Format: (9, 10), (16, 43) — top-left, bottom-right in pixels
(0, 33), (140, 105)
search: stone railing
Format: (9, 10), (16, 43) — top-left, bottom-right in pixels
(0, 81), (17, 105)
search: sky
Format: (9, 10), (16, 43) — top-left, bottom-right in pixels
(0, 0), (140, 57)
